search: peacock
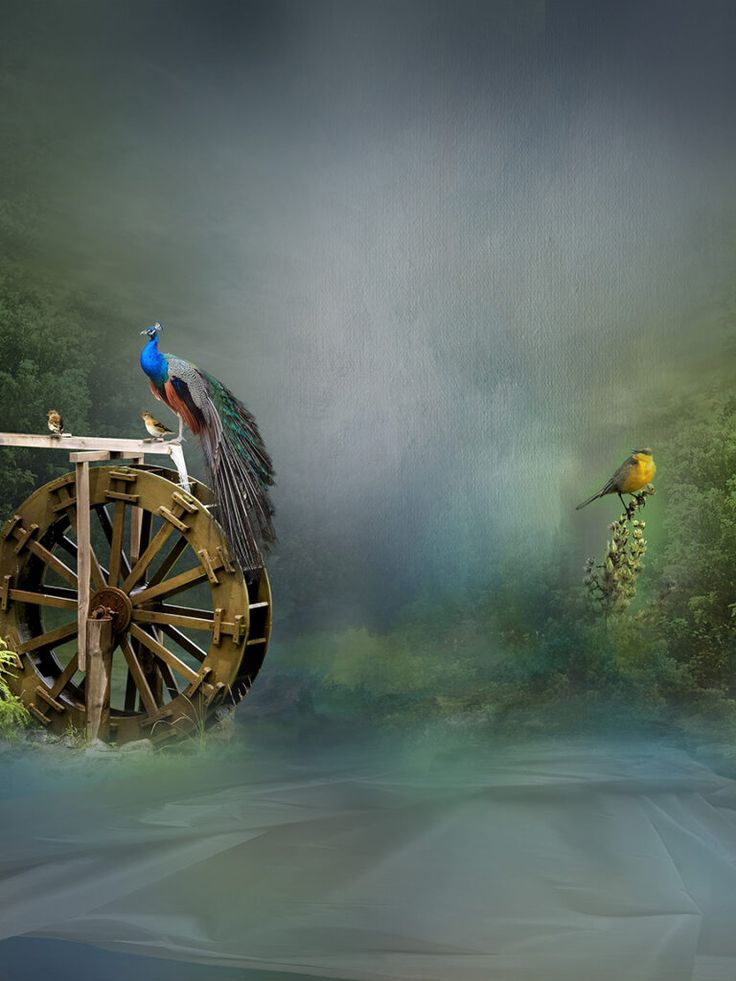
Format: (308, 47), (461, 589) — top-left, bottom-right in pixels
(139, 321), (275, 574)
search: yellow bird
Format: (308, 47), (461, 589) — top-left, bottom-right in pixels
(576, 448), (656, 510)
(47, 409), (64, 437)
(141, 409), (175, 441)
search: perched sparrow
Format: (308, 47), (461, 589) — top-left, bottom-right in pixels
(141, 409), (175, 441)
(47, 409), (64, 437)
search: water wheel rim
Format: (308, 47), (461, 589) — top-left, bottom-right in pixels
(0, 465), (271, 744)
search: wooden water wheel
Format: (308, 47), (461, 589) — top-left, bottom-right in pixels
(0, 458), (271, 745)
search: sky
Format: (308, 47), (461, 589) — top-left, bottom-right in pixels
(2, 0), (736, 626)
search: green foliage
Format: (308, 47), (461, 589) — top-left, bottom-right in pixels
(0, 268), (142, 518)
(583, 489), (653, 616)
(0, 639), (30, 738)
(652, 395), (736, 691)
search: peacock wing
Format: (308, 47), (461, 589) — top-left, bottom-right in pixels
(162, 355), (210, 434)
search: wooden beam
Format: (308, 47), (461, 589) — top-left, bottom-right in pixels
(0, 432), (181, 454)
(76, 460), (91, 672)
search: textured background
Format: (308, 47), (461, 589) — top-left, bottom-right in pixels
(3, 3), (736, 978)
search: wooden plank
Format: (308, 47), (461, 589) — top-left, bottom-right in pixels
(109, 470), (139, 482)
(213, 607), (223, 644)
(0, 515), (22, 541)
(85, 616), (113, 742)
(1, 575), (11, 611)
(13, 523), (39, 554)
(158, 506), (189, 533)
(0, 433), (180, 454)
(69, 450), (113, 463)
(35, 685), (64, 712)
(105, 490), (139, 504)
(128, 623), (199, 684)
(171, 490), (198, 513)
(28, 704), (50, 726)
(196, 548), (220, 585)
(76, 460), (90, 672)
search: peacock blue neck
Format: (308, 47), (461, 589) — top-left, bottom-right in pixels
(140, 335), (168, 384)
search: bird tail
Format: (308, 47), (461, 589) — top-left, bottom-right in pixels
(575, 492), (602, 510)
(198, 373), (276, 574)
(575, 477), (615, 510)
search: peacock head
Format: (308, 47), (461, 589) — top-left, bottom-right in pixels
(140, 321), (163, 338)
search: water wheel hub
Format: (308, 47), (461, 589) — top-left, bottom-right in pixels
(89, 586), (132, 633)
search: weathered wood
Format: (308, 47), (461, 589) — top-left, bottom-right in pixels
(0, 432), (181, 454)
(76, 461), (91, 671)
(0, 462), (270, 745)
(85, 615), (113, 742)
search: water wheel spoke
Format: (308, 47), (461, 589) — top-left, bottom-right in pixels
(58, 534), (108, 590)
(148, 535), (188, 587)
(132, 608), (215, 633)
(8, 589), (77, 610)
(124, 666), (138, 711)
(155, 603), (215, 620)
(96, 505), (132, 579)
(131, 565), (209, 606)
(39, 585), (79, 601)
(122, 520), (177, 593)
(159, 624), (208, 663)
(119, 637), (160, 716)
(107, 501), (127, 586)
(17, 620), (78, 654)
(49, 653), (79, 699)
(157, 660), (180, 700)
(129, 622), (199, 684)
(130, 507), (151, 568)
(30, 541), (78, 588)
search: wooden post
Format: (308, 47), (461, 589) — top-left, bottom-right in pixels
(86, 614), (113, 742)
(75, 460), (91, 672)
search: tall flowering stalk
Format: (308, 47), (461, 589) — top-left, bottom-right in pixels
(583, 486), (654, 616)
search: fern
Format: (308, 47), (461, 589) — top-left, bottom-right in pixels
(0, 639), (30, 738)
